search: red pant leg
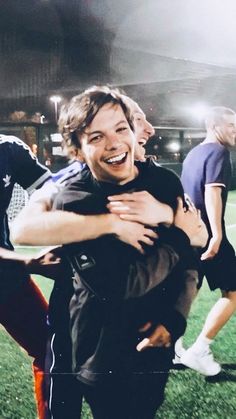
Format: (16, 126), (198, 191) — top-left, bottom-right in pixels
(0, 277), (48, 419)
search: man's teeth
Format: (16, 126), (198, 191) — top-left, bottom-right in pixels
(106, 152), (126, 163)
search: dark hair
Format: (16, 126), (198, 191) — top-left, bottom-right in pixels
(58, 86), (134, 148)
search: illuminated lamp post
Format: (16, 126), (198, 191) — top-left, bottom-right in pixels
(50, 95), (62, 122)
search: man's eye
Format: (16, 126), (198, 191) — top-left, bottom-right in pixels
(135, 116), (144, 123)
(90, 135), (102, 142)
(117, 126), (128, 133)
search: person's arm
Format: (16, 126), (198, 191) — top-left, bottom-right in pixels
(201, 185), (223, 260)
(11, 196), (158, 252)
(11, 199), (111, 245)
(136, 267), (199, 352)
(10, 136), (51, 191)
(128, 199), (201, 351)
(125, 228), (190, 298)
(107, 190), (208, 247)
(124, 198), (202, 298)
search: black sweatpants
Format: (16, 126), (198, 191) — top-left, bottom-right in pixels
(45, 330), (83, 419)
(81, 347), (172, 419)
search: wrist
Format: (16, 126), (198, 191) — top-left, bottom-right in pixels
(211, 232), (222, 242)
(104, 213), (119, 235)
(164, 205), (174, 224)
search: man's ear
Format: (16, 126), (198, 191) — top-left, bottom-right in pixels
(76, 149), (86, 163)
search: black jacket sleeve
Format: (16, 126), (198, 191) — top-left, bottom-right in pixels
(124, 227), (191, 299)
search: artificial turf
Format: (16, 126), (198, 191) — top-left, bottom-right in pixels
(1, 192), (236, 418)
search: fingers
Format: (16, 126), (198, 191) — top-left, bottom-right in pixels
(136, 336), (171, 352)
(149, 327), (171, 348)
(131, 241), (145, 254)
(107, 202), (132, 214)
(131, 235), (157, 254)
(176, 196), (184, 211)
(136, 324), (171, 352)
(108, 192), (145, 202)
(136, 338), (153, 352)
(139, 235), (156, 246)
(107, 200), (143, 214)
(128, 229), (158, 253)
(139, 228), (158, 246)
(108, 193), (133, 202)
(201, 252), (211, 260)
(201, 250), (215, 260)
(184, 193), (196, 210)
(139, 322), (152, 332)
(128, 226), (158, 241)
(201, 238), (220, 260)
(143, 228), (158, 240)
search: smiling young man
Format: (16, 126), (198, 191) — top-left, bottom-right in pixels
(11, 88), (178, 419)
(45, 88), (203, 419)
(180, 106), (236, 376)
(11, 87), (204, 419)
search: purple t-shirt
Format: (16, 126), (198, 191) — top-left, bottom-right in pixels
(181, 142), (231, 234)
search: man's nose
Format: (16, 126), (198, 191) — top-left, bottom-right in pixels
(105, 134), (121, 149)
(145, 120), (155, 137)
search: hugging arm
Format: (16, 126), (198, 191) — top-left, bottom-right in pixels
(124, 196), (204, 299)
(11, 186), (157, 252)
(124, 226), (191, 298)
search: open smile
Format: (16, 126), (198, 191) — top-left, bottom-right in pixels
(105, 152), (128, 165)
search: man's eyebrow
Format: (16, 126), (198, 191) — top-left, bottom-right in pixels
(86, 120), (128, 135)
(85, 129), (102, 136)
(115, 119), (129, 126)
(133, 111), (145, 117)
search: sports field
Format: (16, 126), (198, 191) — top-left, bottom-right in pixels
(1, 191), (236, 418)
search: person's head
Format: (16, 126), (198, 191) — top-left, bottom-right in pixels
(205, 106), (236, 147)
(82, 85), (155, 161)
(121, 96), (155, 161)
(58, 88), (138, 184)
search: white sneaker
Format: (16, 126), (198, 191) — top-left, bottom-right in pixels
(172, 352), (185, 365)
(172, 349), (186, 365)
(181, 346), (221, 376)
(172, 337), (186, 365)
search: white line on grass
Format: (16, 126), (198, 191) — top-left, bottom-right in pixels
(226, 223), (236, 229)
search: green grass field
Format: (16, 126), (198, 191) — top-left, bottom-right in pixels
(1, 192), (236, 418)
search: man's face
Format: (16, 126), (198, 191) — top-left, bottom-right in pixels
(78, 103), (138, 184)
(128, 100), (155, 161)
(215, 114), (236, 147)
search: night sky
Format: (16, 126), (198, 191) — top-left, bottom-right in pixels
(1, 0), (236, 124)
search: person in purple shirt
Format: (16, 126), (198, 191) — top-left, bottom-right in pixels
(180, 106), (236, 376)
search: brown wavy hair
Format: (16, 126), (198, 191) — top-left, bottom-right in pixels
(58, 86), (134, 149)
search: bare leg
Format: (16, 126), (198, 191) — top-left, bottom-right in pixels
(201, 290), (236, 339)
(181, 290), (236, 376)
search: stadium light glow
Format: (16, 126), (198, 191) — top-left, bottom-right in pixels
(168, 142), (180, 152)
(189, 103), (209, 121)
(50, 95), (62, 122)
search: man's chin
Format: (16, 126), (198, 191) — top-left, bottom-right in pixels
(134, 153), (145, 162)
